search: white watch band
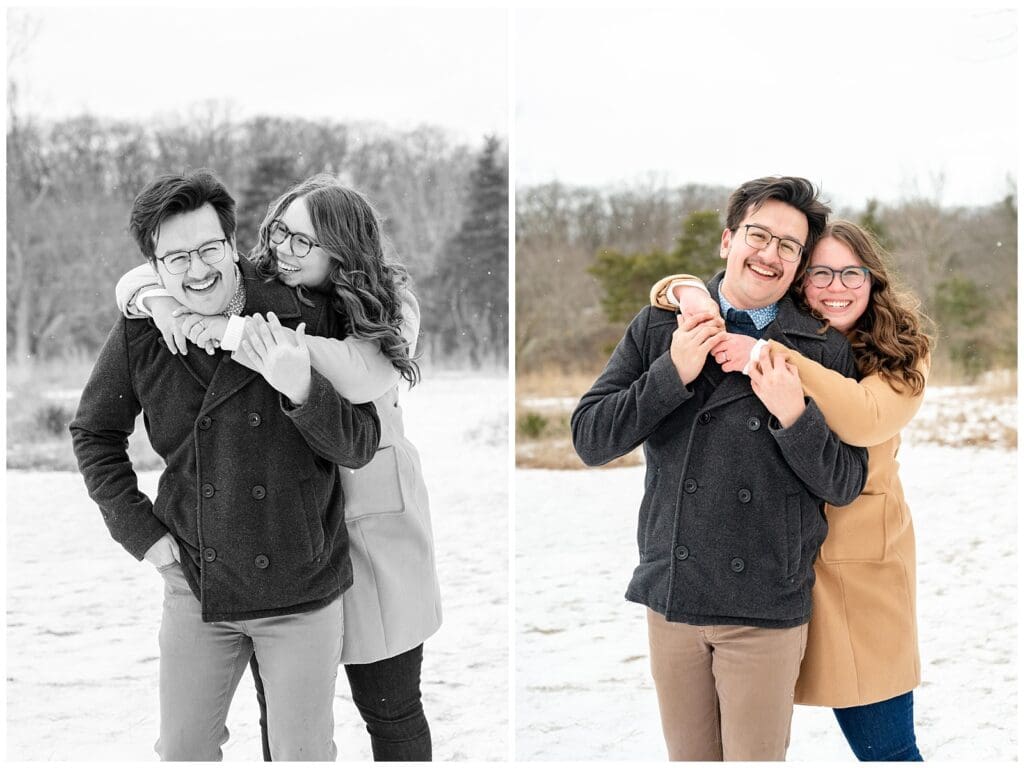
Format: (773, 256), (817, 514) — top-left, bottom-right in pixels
(742, 339), (769, 376)
(220, 315), (247, 352)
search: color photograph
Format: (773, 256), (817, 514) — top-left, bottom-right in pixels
(515, 6), (1016, 761)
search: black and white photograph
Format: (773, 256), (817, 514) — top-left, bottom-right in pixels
(7, 6), (508, 761)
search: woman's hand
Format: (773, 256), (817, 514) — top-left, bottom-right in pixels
(171, 310), (227, 355)
(748, 346), (806, 428)
(711, 333), (757, 374)
(241, 312), (312, 405)
(149, 296), (190, 355)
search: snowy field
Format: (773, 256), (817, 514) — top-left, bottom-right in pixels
(6, 373), (508, 762)
(516, 387), (1017, 761)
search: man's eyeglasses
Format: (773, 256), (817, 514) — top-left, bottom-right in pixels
(804, 265), (871, 290)
(158, 238), (230, 275)
(740, 224), (804, 263)
(268, 220), (322, 258)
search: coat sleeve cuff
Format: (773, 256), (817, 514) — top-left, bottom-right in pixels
(648, 350), (693, 411)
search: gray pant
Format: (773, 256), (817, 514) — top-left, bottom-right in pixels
(155, 562), (343, 761)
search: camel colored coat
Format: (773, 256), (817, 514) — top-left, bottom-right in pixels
(772, 341), (926, 707)
(651, 274), (925, 707)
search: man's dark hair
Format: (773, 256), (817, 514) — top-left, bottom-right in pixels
(724, 176), (831, 267)
(128, 169), (236, 263)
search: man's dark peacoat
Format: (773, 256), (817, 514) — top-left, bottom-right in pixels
(70, 260), (381, 622)
(571, 272), (867, 629)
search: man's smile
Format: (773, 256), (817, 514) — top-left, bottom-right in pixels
(745, 259), (782, 280)
(185, 274), (219, 293)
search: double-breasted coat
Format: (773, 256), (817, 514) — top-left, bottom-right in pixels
(572, 272), (868, 627)
(114, 267), (442, 664)
(71, 262), (381, 622)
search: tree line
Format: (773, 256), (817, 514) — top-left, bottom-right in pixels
(516, 181), (1017, 381)
(6, 107), (508, 369)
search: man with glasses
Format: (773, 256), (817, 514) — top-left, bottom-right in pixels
(572, 176), (868, 760)
(70, 169), (381, 760)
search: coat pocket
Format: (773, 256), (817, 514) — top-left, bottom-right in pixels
(785, 493), (803, 580)
(299, 478), (326, 559)
(819, 492), (889, 564)
(343, 445), (406, 522)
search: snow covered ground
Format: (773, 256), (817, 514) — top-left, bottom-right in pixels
(6, 373), (509, 762)
(516, 387), (1017, 761)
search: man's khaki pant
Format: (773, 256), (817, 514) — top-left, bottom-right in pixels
(155, 562), (343, 761)
(647, 609), (808, 761)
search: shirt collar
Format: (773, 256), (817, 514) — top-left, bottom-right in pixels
(718, 284), (779, 330)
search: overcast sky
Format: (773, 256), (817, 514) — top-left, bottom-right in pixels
(7, 6), (508, 145)
(515, 6), (1017, 208)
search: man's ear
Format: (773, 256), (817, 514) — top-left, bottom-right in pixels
(720, 228), (732, 260)
(230, 237), (240, 262)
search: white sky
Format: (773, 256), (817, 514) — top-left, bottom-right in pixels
(7, 6), (508, 145)
(515, 6), (1018, 208)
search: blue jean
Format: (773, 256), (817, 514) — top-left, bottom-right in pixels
(252, 643), (431, 761)
(833, 692), (924, 761)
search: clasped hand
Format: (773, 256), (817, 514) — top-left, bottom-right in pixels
(669, 311), (726, 385)
(746, 345), (805, 429)
(241, 312), (312, 405)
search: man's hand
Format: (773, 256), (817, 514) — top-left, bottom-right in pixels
(143, 532), (180, 570)
(748, 346), (806, 428)
(242, 312), (312, 405)
(711, 333), (757, 374)
(149, 297), (190, 355)
(669, 311), (726, 385)
(171, 310), (227, 355)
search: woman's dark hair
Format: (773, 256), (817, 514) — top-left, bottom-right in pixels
(128, 169), (236, 263)
(800, 219), (934, 395)
(251, 174), (420, 386)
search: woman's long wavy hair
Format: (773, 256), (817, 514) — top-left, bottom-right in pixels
(252, 174), (420, 386)
(798, 220), (934, 395)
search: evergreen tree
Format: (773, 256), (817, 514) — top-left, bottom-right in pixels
(236, 154), (299, 252)
(427, 136), (508, 365)
(589, 209), (722, 323)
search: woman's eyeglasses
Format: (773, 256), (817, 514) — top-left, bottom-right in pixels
(804, 265), (871, 289)
(268, 220), (322, 258)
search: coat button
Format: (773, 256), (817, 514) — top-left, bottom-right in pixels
(252, 485), (266, 500)
(747, 417), (761, 431)
(683, 479), (698, 494)
(201, 483), (215, 498)
(248, 412), (262, 427)
(738, 488), (752, 503)
(254, 554), (270, 569)
(198, 416), (212, 430)
(698, 412), (712, 425)
(730, 557), (745, 572)
(674, 545), (689, 561)
(203, 547), (217, 562)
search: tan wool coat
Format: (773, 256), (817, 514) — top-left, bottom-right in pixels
(651, 274), (925, 707)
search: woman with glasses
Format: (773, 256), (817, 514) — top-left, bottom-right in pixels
(651, 219), (933, 761)
(115, 174), (441, 762)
